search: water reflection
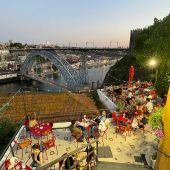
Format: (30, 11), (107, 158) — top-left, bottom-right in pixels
(0, 65), (112, 93)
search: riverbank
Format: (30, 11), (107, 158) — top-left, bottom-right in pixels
(0, 72), (19, 84)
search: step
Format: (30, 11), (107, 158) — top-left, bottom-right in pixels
(93, 161), (152, 170)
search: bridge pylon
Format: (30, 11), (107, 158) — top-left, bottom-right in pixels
(79, 54), (88, 84)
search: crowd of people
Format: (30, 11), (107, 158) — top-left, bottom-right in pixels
(104, 80), (166, 133)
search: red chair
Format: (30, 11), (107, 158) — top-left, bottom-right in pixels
(42, 135), (58, 159)
(2, 159), (11, 170)
(14, 137), (32, 159)
(112, 112), (117, 124)
(115, 121), (127, 141)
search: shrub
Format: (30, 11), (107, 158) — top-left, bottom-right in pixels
(148, 107), (163, 130)
(0, 117), (20, 153)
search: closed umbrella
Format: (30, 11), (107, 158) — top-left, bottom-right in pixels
(128, 65), (134, 88)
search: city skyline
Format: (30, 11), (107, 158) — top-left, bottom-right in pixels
(0, 0), (170, 47)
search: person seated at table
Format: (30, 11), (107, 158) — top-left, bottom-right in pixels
(98, 120), (107, 132)
(30, 144), (43, 168)
(135, 102), (144, 114)
(29, 114), (38, 128)
(138, 114), (148, 129)
(70, 120), (84, 141)
(131, 117), (139, 130)
(145, 98), (153, 114)
(94, 111), (106, 123)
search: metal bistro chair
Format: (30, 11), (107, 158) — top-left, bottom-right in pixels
(42, 135), (58, 160)
(115, 121), (127, 141)
(14, 137), (32, 159)
(99, 125), (108, 144)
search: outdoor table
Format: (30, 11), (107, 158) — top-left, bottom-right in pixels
(29, 123), (52, 137)
(8, 157), (32, 170)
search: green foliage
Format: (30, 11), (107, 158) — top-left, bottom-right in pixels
(104, 13), (170, 95)
(0, 117), (20, 152)
(115, 100), (125, 113)
(10, 42), (25, 49)
(104, 55), (151, 85)
(148, 107), (164, 130)
(135, 14), (170, 95)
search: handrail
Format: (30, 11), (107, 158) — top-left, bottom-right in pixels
(157, 149), (170, 157)
(37, 140), (98, 170)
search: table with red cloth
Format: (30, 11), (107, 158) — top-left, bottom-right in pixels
(29, 123), (52, 137)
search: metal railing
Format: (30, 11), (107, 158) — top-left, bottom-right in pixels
(157, 149), (170, 157)
(37, 140), (99, 170)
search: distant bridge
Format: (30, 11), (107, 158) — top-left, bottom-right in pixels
(10, 47), (129, 57)
(9, 47), (129, 52)
(20, 50), (81, 90)
(17, 47), (129, 90)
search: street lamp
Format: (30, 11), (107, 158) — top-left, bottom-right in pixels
(149, 59), (157, 73)
(148, 59), (158, 85)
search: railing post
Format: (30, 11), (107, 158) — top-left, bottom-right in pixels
(10, 144), (15, 157)
(96, 140), (99, 162)
(91, 82), (95, 90)
(87, 144), (90, 170)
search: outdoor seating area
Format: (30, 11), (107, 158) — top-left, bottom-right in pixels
(0, 110), (158, 170)
(0, 80), (166, 169)
(102, 80), (165, 140)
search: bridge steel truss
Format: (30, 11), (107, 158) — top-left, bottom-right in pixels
(20, 50), (81, 90)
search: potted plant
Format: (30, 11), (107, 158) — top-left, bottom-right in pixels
(115, 100), (125, 113)
(148, 107), (164, 169)
(148, 107), (163, 130)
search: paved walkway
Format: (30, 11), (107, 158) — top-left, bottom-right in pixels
(11, 120), (157, 169)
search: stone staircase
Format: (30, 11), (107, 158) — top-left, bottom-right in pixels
(93, 161), (152, 170)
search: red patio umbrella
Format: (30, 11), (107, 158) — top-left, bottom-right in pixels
(128, 65), (134, 88)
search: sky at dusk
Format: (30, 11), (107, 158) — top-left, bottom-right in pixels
(0, 0), (170, 47)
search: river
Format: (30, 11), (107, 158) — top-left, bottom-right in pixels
(0, 65), (112, 93)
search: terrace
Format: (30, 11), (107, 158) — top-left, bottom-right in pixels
(0, 82), (161, 169)
(0, 118), (156, 170)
